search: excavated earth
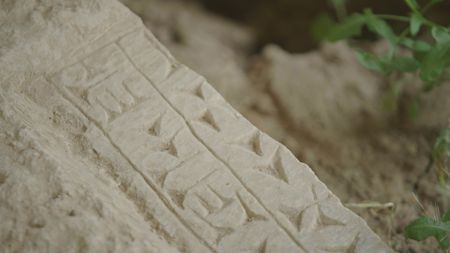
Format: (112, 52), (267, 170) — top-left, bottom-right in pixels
(0, 0), (399, 252)
(120, 0), (450, 252)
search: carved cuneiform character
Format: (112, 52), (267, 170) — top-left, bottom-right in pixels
(230, 130), (264, 156)
(118, 30), (174, 84)
(52, 44), (155, 126)
(193, 83), (207, 101)
(189, 183), (269, 246)
(196, 109), (221, 132)
(279, 185), (345, 235)
(147, 112), (165, 136)
(242, 239), (269, 253)
(162, 155), (215, 209)
(254, 146), (289, 183)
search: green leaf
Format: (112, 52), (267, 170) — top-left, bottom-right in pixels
(405, 0), (420, 12)
(432, 26), (450, 45)
(436, 231), (450, 249)
(442, 209), (450, 222)
(325, 13), (366, 41)
(364, 9), (396, 45)
(355, 50), (387, 73)
(390, 56), (420, 72)
(311, 13), (336, 42)
(405, 216), (450, 250)
(410, 13), (423, 36)
(420, 43), (450, 82)
(398, 37), (431, 52)
(405, 217), (450, 240)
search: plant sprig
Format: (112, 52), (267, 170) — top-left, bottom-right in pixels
(405, 209), (450, 250)
(433, 120), (450, 184)
(317, 0), (450, 90)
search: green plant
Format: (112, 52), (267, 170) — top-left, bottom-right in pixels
(329, 0), (348, 22)
(313, 0), (450, 250)
(313, 0), (450, 114)
(433, 120), (450, 185)
(405, 209), (450, 250)
(406, 120), (450, 249)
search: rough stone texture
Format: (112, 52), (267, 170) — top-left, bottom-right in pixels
(120, 0), (257, 113)
(0, 0), (393, 252)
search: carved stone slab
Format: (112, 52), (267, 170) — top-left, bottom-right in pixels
(0, 0), (393, 252)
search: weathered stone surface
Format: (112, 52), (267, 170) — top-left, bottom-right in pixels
(0, 0), (393, 252)
(120, 0), (256, 113)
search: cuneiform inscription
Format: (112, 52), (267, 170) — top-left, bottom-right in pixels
(188, 184), (269, 245)
(48, 24), (377, 252)
(254, 147), (289, 183)
(279, 186), (344, 235)
(118, 30), (175, 84)
(51, 44), (157, 126)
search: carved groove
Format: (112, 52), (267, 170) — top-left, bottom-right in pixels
(280, 207), (304, 232)
(148, 112), (164, 136)
(197, 110), (220, 132)
(317, 207), (345, 228)
(192, 208), (235, 245)
(168, 189), (186, 209)
(255, 147), (289, 183)
(193, 83), (206, 100)
(235, 192), (267, 223)
(156, 128), (182, 158)
(159, 139), (178, 157)
(231, 130), (264, 156)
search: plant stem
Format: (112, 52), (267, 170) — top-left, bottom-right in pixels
(376, 14), (438, 27)
(331, 0), (348, 21)
(336, 4), (347, 21)
(376, 14), (410, 23)
(396, 0), (437, 47)
(421, 0), (439, 14)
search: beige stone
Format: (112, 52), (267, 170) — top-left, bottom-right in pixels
(120, 0), (256, 112)
(0, 0), (393, 252)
